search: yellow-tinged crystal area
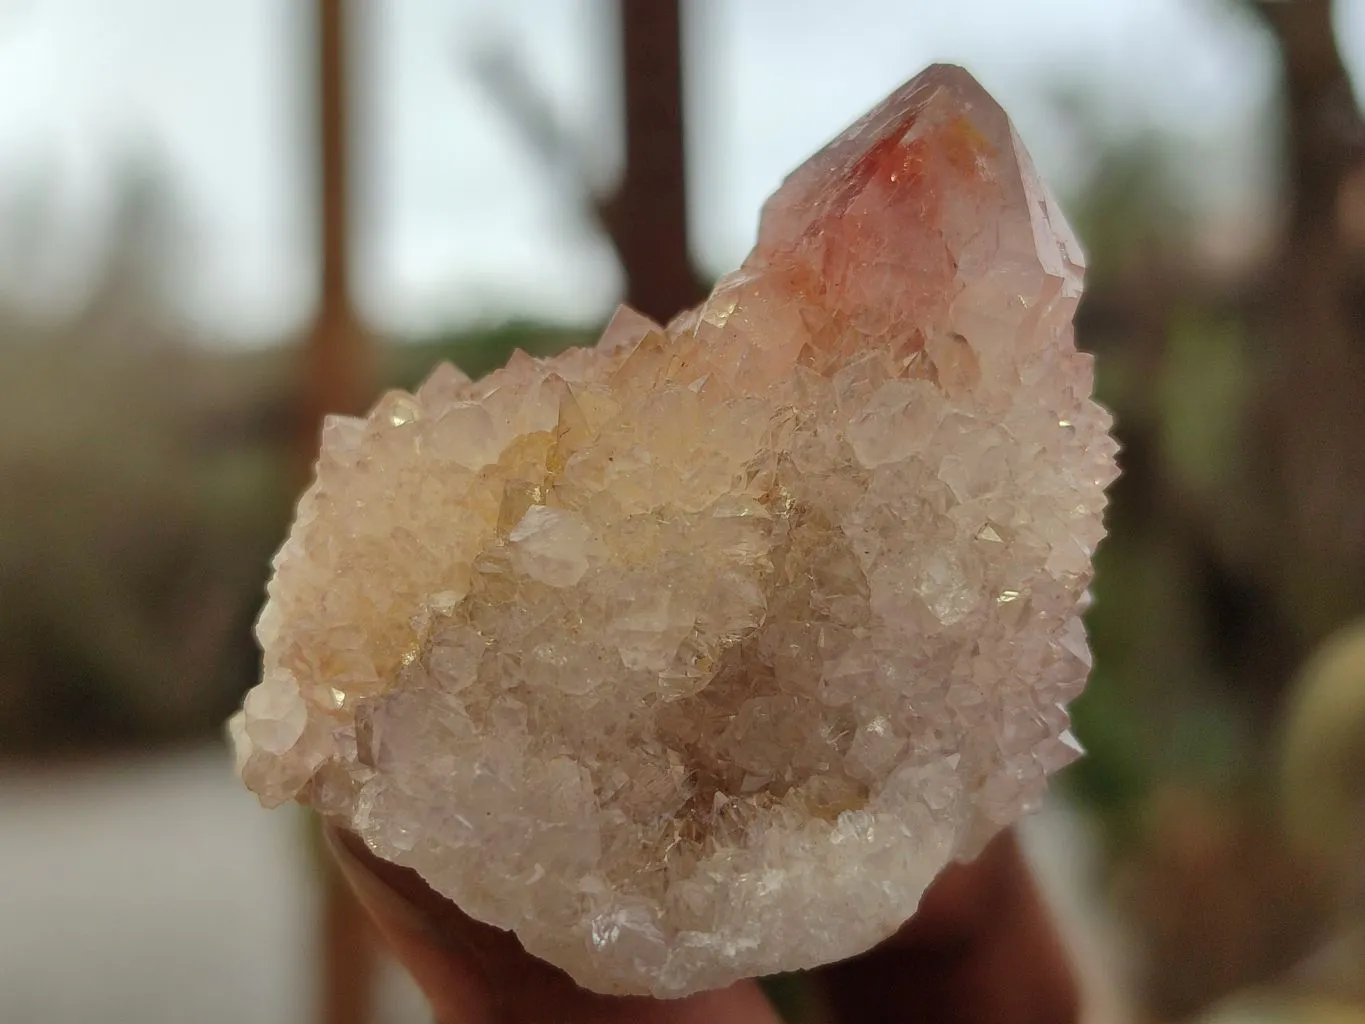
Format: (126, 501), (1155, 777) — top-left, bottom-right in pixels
(229, 64), (1119, 996)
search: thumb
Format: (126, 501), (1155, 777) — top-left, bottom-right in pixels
(325, 827), (782, 1024)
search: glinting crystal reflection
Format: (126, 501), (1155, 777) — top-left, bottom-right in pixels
(230, 64), (1120, 996)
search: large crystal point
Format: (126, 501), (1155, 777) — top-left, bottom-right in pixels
(230, 65), (1119, 996)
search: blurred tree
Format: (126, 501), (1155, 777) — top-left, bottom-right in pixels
(1063, 0), (1365, 1017)
(466, 0), (705, 324)
(0, 160), (288, 754)
(0, 153), (60, 301)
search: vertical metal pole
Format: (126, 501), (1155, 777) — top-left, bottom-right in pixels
(304, 0), (371, 453)
(612, 0), (702, 322)
(309, 4), (375, 1024)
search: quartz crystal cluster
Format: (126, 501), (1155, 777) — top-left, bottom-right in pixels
(230, 65), (1118, 996)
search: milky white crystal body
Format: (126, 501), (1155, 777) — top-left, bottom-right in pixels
(230, 65), (1119, 996)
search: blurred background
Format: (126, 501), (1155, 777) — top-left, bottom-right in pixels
(1, 0), (1363, 1021)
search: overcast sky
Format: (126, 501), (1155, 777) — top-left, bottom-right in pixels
(0, 0), (1359, 343)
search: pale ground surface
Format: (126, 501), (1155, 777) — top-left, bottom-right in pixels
(0, 744), (427, 1024)
(0, 743), (1131, 1024)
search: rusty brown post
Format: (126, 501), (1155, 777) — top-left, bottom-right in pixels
(304, 0), (373, 442)
(308, 3), (376, 1024)
(605, 0), (704, 323)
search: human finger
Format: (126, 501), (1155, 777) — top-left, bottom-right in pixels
(325, 827), (783, 1024)
(809, 829), (1080, 1024)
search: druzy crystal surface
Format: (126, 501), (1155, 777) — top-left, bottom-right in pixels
(231, 65), (1118, 995)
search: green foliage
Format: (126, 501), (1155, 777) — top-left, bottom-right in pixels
(1049, 89), (1195, 283)
(387, 320), (597, 389)
(0, 165), (292, 751)
(1158, 311), (1251, 498)
(1063, 662), (1152, 846)
(1061, 127), (1265, 840)
(759, 974), (818, 1023)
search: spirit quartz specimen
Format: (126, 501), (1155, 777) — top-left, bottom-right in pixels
(230, 64), (1119, 996)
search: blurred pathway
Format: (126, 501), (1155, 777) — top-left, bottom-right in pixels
(0, 744), (1130, 1023)
(0, 744), (423, 1024)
